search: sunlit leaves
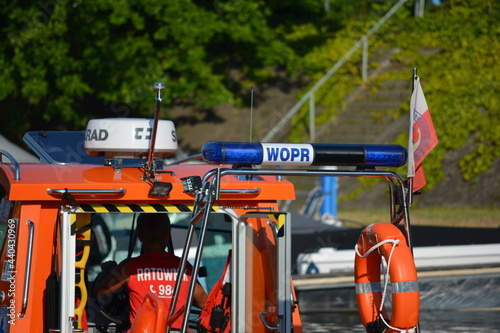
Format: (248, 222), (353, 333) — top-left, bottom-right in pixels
(288, 0), (498, 188)
(0, 0), (298, 137)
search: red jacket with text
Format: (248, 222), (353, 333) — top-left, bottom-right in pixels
(128, 252), (192, 329)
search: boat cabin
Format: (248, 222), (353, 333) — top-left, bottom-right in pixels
(0, 85), (417, 333)
(0, 117), (305, 333)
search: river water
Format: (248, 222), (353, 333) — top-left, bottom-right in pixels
(302, 309), (500, 332)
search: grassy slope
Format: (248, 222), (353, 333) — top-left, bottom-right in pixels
(292, 1), (499, 190)
(339, 207), (500, 228)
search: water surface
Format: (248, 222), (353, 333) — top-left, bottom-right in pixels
(302, 309), (500, 332)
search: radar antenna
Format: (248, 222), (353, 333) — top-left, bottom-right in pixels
(146, 82), (165, 178)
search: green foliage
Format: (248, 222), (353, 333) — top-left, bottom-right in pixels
(288, 0), (499, 189)
(1, 0), (496, 190)
(389, 0), (500, 184)
(0, 0), (299, 140)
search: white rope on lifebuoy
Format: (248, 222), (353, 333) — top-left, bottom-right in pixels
(355, 238), (417, 333)
(354, 239), (399, 258)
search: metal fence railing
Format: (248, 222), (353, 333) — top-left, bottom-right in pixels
(262, 0), (409, 143)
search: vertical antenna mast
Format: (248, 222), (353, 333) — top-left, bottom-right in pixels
(147, 82), (165, 177)
(249, 86), (254, 142)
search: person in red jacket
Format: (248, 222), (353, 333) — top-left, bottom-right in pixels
(94, 213), (207, 330)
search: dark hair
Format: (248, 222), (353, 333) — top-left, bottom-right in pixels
(136, 213), (171, 244)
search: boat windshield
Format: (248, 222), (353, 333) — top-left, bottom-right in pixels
(86, 211), (232, 289)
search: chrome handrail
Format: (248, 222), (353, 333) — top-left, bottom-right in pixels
(47, 188), (126, 195)
(18, 220), (34, 319)
(0, 149), (21, 180)
(220, 188), (260, 194)
(171, 165), (414, 333)
(207, 167), (412, 246)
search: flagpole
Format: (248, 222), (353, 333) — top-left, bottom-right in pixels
(408, 68), (417, 206)
(407, 66), (440, 333)
(405, 68), (417, 248)
(407, 68), (420, 333)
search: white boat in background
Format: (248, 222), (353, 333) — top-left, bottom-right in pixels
(292, 220), (500, 313)
(297, 243), (500, 274)
(0, 133), (39, 162)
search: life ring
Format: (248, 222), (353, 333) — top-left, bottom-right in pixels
(354, 223), (419, 333)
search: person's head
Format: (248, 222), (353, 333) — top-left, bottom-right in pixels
(136, 213), (171, 248)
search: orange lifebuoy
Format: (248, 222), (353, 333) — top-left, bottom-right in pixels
(354, 223), (419, 333)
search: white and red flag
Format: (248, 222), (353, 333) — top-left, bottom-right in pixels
(407, 76), (438, 192)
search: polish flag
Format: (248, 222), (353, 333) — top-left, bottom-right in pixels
(407, 76), (438, 192)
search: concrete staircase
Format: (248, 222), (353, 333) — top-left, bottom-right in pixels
(316, 78), (411, 145)
(291, 74), (414, 211)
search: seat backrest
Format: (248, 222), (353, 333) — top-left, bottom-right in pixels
(129, 292), (166, 333)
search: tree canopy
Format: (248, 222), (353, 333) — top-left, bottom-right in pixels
(1, 0), (497, 189)
(286, 0), (499, 188)
(0, 0), (303, 139)
(0, 0), (397, 141)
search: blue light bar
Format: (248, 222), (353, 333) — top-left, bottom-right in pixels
(202, 142), (407, 167)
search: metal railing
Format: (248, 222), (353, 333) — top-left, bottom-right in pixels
(262, 0), (409, 143)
